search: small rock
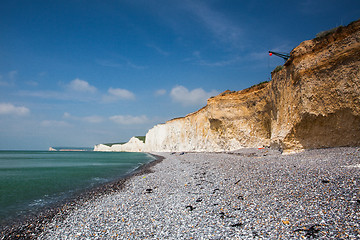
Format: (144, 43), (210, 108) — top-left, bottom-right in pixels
(186, 205), (195, 211)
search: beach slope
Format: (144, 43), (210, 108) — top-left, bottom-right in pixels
(39, 147), (360, 239)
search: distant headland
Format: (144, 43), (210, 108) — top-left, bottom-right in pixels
(48, 147), (92, 152)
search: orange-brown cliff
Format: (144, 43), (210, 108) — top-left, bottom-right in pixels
(269, 19), (360, 153)
(99, 20), (360, 153)
(145, 19), (360, 153)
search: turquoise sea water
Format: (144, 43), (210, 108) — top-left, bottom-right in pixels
(0, 151), (155, 224)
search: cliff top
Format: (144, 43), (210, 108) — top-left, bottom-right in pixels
(288, 19), (360, 64)
(166, 19), (360, 125)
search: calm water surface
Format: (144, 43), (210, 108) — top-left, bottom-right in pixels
(0, 151), (155, 224)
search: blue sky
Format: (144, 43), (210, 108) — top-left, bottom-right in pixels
(0, 0), (359, 150)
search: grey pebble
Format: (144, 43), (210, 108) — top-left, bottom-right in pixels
(39, 147), (360, 239)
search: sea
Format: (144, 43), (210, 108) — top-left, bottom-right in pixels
(0, 150), (155, 225)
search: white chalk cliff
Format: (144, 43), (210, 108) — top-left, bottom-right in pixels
(94, 20), (360, 153)
(94, 137), (145, 152)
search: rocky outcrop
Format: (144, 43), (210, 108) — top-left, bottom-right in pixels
(95, 20), (360, 153)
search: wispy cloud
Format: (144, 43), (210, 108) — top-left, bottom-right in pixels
(109, 115), (148, 125)
(185, 1), (243, 48)
(26, 80), (39, 86)
(83, 115), (104, 123)
(103, 87), (136, 102)
(96, 59), (123, 68)
(0, 75), (6, 86)
(97, 57), (147, 70)
(170, 85), (218, 107)
(8, 70), (18, 80)
(18, 90), (68, 100)
(63, 112), (104, 123)
(186, 51), (241, 67)
(41, 120), (70, 127)
(38, 71), (47, 77)
(0, 70), (17, 86)
(154, 89), (167, 96)
(0, 103), (30, 116)
(147, 44), (170, 56)
(18, 79), (98, 102)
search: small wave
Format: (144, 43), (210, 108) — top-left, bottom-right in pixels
(92, 177), (108, 182)
(28, 198), (47, 207)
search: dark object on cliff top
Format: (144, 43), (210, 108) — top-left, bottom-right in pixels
(269, 51), (290, 61)
(316, 25), (343, 39)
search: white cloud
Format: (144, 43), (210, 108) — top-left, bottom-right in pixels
(170, 85), (218, 106)
(0, 70), (17, 86)
(109, 115), (148, 125)
(108, 88), (135, 99)
(103, 87), (135, 102)
(155, 89), (167, 96)
(63, 112), (71, 118)
(0, 103), (30, 116)
(68, 78), (97, 93)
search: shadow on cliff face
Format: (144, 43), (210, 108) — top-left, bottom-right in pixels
(285, 108), (360, 149)
(209, 118), (223, 132)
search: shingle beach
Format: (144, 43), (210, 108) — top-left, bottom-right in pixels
(4, 147), (360, 239)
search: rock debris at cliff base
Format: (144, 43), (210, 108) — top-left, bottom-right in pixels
(39, 147), (360, 239)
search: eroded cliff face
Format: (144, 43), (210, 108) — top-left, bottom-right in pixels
(269, 20), (360, 153)
(145, 84), (272, 152)
(144, 20), (360, 153)
(95, 20), (360, 153)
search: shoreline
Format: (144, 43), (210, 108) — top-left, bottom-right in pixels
(0, 153), (164, 239)
(2, 148), (360, 239)
(40, 147), (359, 239)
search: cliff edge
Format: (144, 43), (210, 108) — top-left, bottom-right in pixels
(95, 20), (360, 153)
(269, 20), (360, 153)
(145, 19), (360, 154)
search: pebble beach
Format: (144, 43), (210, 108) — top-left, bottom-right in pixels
(3, 147), (360, 239)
